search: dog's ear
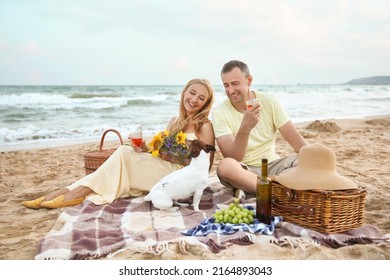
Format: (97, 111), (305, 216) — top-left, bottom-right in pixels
(187, 149), (200, 159)
(204, 145), (216, 153)
(187, 140), (202, 158)
(187, 140), (216, 158)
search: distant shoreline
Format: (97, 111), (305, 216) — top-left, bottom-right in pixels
(345, 76), (390, 85)
(1, 79), (390, 87)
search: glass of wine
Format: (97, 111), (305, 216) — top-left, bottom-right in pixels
(128, 127), (143, 153)
(246, 98), (256, 109)
(246, 91), (257, 109)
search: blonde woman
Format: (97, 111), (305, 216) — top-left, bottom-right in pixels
(22, 79), (215, 209)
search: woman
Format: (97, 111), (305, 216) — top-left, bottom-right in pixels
(22, 79), (215, 209)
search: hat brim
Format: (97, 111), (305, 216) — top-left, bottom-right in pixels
(275, 168), (357, 190)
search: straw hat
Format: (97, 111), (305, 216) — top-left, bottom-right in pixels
(275, 143), (357, 190)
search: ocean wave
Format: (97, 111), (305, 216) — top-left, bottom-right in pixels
(2, 113), (33, 123)
(0, 92), (65, 103)
(124, 98), (171, 107)
(0, 125), (54, 143)
(125, 99), (153, 106)
(1, 84), (389, 147)
(0, 92), (130, 110)
(0, 122), (166, 147)
(157, 90), (180, 96)
(69, 92), (123, 99)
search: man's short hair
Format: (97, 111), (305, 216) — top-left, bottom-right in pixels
(221, 60), (250, 77)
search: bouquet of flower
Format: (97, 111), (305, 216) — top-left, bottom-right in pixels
(148, 130), (190, 165)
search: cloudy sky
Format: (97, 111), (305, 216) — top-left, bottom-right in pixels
(1, 0), (389, 85)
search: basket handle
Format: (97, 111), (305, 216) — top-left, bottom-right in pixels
(272, 198), (315, 216)
(99, 129), (124, 152)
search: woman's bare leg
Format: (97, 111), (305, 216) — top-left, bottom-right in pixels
(63, 185), (93, 200)
(43, 188), (69, 201)
(43, 185), (93, 202)
(23, 185), (94, 209)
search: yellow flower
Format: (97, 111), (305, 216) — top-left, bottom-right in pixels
(147, 130), (189, 163)
(148, 131), (164, 157)
(175, 131), (187, 145)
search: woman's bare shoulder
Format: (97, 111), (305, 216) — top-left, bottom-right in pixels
(166, 116), (178, 130)
(201, 119), (212, 127)
(198, 120), (215, 145)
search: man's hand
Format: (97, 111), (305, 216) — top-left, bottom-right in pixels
(242, 103), (261, 131)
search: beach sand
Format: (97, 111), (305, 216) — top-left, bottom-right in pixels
(1, 115), (389, 260)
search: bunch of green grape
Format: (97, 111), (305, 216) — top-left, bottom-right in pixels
(213, 198), (255, 225)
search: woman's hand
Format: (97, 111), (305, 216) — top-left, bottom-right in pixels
(140, 140), (149, 153)
(130, 140), (148, 153)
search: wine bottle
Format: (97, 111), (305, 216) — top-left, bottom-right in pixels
(256, 158), (272, 224)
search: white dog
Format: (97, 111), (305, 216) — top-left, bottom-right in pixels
(144, 139), (216, 211)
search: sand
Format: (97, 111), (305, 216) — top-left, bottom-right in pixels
(1, 115), (389, 260)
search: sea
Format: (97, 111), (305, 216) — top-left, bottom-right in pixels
(0, 84), (389, 151)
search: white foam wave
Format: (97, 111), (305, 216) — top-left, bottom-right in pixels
(0, 84), (389, 148)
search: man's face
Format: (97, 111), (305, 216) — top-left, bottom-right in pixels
(221, 67), (252, 105)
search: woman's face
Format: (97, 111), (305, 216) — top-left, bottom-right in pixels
(183, 83), (209, 115)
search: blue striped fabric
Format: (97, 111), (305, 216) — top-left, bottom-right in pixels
(182, 214), (283, 236)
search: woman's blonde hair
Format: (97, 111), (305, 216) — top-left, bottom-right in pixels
(169, 79), (214, 133)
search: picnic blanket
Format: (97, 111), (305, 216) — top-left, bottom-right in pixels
(35, 179), (390, 260)
(35, 182), (257, 260)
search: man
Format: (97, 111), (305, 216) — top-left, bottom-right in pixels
(212, 60), (308, 196)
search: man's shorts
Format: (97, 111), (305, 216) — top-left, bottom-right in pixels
(217, 155), (298, 191)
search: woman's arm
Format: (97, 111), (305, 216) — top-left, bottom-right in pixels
(139, 117), (176, 153)
(197, 121), (216, 171)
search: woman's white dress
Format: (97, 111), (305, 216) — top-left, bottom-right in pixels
(66, 133), (196, 205)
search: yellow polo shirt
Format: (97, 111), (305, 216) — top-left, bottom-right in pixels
(212, 91), (290, 167)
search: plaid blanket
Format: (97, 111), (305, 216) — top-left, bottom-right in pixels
(35, 178), (390, 260)
(35, 181), (257, 260)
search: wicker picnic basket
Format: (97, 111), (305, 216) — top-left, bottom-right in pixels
(84, 129), (124, 175)
(271, 181), (366, 234)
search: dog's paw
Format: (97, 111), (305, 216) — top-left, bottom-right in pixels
(234, 189), (246, 200)
(174, 201), (189, 207)
(164, 206), (179, 211)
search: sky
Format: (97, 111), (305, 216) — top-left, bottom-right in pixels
(0, 0), (389, 85)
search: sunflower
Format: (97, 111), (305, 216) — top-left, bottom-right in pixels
(175, 131), (187, 145)
(148, 131), (166, 157)
(147, 130), (189, 162)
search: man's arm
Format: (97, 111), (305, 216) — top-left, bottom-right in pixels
(216, 104), (260, 161)
(278, 120), (308, 153)
(216, 132), (248, 161)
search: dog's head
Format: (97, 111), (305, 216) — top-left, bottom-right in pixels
(186, 139), (216, 159)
